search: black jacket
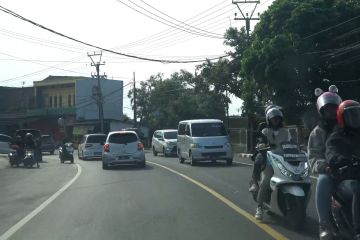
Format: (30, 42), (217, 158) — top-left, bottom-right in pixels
(325, 128), (360, 179)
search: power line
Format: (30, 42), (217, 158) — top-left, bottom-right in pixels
(0, 5), (228, 63)
(303, 15), (360, 40)
(111, 0), (231, 50)
(138, 0), (223, 37)
(115, 0), (223, 39)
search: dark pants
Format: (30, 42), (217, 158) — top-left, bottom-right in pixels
(252, 152), (267, 182)
(337, 180), (360, 234)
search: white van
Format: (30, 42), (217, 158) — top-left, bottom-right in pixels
(177, 119), (233, 166)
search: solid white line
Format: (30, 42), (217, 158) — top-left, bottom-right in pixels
(235, 161), (319, 180)
(0, 163), (82, 240)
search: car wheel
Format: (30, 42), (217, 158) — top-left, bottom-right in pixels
(163, 148), (168, 157)
(153, 147), (158, 156)
(226, 159), (233, 166)
(102, 162), (109, 170)
(178, 150), (184, 164)
(190, 153), (197, 166)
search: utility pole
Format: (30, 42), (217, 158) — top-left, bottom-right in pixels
(226, 89), (230, 129)
(133, 72), (137, 128)
(232, 0), (260, 41)
(88, 51), (105, 133)
(232, 0), (260, 152)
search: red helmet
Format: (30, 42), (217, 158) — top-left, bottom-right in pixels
(337, 100), (360, 129)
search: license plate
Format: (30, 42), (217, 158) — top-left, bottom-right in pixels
(94, 152), (102, 155)
(118, 156), (130, 160)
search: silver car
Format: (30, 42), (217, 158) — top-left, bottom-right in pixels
(102, 131), (145, 169)
(78, 134), (107, 160)
(0, 134), (13, 154)
(152, 129), (177, 157)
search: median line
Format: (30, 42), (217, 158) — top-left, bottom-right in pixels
(148, 161), (289, 240)
(0, 163), (82, 240)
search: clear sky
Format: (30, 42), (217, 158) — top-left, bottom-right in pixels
(0, 0), (273, 117)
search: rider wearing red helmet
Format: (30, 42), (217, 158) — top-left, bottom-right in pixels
(326, 100), (360, 239)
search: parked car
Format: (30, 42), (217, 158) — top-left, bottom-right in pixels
(102, 131), (145, 169)
(0, 134), (13, 154)
(78, 134), (107, 160)
(152, 129), (178, 157)
(177, 119), (233, 166)
(41, 135), (56, 154)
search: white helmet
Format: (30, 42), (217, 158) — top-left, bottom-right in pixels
(266, 107), (283, 125)
(315, 85), (342, 113)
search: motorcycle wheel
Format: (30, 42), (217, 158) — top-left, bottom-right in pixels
(286, 195), (306, 230)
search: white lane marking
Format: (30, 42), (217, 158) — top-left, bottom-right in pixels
(234, 161), (319, 180)
(0, 163), (82, 240)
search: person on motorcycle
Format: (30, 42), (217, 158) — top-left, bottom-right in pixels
(326, 100), (360, 239)
(24, 133), (35, 149)
(307, 86), (342, 239)
(249, 106), (291, 220)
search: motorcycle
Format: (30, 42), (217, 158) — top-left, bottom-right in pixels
(251, 141), (312, 229)
(8, 144), (24, 167)
(330, 156), (360, 240)
(23, 148), (40, 168)
(59, 143), (74, 164)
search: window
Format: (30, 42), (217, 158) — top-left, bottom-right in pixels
(59, 96), (62, 108)
(49, 96), (52, 108)
(54, 96), (57, 108)
(178, 124), (186, 135)
(86, 135), (107, 143)
(191, 123), (227, 137)
(109, 133), (138, 144)
(68, 95), (71, 107)
(164, 131), (177, 139)
(185, 125), (191, 136)
(0, 135), (12, 143)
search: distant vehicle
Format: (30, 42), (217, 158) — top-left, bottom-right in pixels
(78, 134), (107, 160)
(152, 129), (178, 157)
(41, 135), (56, 154)
(59, 142), (74, 163)
(177, 119), (233, 166)
(0, 134), (13, 154)
(102, 131), (145, 169)
(14, 129), (42, 162)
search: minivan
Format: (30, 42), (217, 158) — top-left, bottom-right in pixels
(78, 134), (107, 160)
(177, 119), (233, 166)
(152, 129), (177, 157)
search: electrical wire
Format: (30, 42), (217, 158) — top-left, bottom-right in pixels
(0, 5), (229, 63)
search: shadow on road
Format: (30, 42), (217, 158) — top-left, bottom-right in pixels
(107, 164), (154, 171)
(184, 161), (245, 168)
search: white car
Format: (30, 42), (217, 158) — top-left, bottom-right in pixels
(177, 119), (233, 166)
(152, 129), (178, 157)
(0, 134), (13, 154)
(102, 131), (145, 169)
(78, 134), (107, 160)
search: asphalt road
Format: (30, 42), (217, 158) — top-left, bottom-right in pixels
(0, 151), (320, 240)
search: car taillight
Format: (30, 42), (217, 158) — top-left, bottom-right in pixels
(85, 144), (93, 148)
(104, 143), (110, 152)
(138, 142), (144, 150)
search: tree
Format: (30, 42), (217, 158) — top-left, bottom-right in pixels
(226, 0), (360, 123)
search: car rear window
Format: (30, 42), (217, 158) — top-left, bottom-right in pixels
(164, 131), (177, 139)
(109, 133), (138, 144)
(191, 123), (227, 137)
(42, 136), (53, 143)
(87, 135), (107, 143)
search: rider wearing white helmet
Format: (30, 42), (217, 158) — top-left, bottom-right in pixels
(308, 85), (342, 239)
(250, 105), (291, 220)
